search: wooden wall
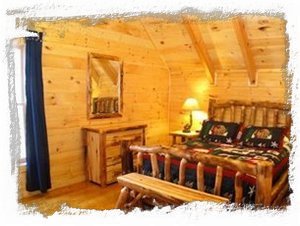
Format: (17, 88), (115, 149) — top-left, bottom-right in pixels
(169, 70), (210, 131)
(19, 16), (287, 198)
(156, 16), (287, 131)
(210, 70), (287, 102)
(19, 19), (170, 198)
(168, 69), (287, 132)
(139, 19), (210, 131)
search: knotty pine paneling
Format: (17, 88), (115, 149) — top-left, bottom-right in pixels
(169, 70), (210, 133)
(211, 70), (287, 102)
(19, 20), (170, 199)
(168, 69), (288, 135)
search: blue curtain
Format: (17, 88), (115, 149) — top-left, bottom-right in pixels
(25, 33), (51, 192)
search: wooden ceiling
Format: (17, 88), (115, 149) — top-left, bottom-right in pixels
(94, 15), (286, 84)
(37, 15), (287, 85)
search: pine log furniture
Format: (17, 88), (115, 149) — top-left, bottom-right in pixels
(169, 130), (199, 145)
(82, 124), (146, 186)
(115, 173), (229, 209)
(118, 99), (291, 208)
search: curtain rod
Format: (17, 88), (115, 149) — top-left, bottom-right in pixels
(27, 30), (43, 40)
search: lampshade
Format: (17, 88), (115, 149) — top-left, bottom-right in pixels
(182, 98), (200, 111)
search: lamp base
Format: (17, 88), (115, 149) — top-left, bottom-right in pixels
(182, 123), (191, 133)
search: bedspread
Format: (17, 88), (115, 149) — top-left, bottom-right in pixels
(141, 139), (291, 204)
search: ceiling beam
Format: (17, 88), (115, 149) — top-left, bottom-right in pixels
(182, 18), (216, 84)
(91, 59), (118, 85)
(99, 60), (118, 85)
(232, 17), (257, 85)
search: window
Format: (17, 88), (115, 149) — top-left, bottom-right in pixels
(13, 40), (26, 162)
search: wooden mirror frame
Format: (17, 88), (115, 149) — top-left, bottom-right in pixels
(87, 53), (123, 119)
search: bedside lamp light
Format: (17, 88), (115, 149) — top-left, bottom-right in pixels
(182, 98), (200, 133)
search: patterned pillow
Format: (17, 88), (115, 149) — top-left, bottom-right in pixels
(199, 120), (241, 144)
(239, 126), (285, 149)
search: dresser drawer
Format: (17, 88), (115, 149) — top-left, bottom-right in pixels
(106, 132), (143, 165)
(105, 129), (144, 147)
(106, 139), (142, 167)
(106, 153), (139, 184)
(106, 163), (122, 184)
(106, 146), (122, 167)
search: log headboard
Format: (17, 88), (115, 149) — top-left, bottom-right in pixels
(208, 99), (291, 128)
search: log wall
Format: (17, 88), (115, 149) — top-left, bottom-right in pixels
(169, 69), (287, 132)
(19, 20), (170, 198)
(165, 16), (287, 132)
(169, 70), (210, 131)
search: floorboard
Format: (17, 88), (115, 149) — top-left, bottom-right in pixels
(19, 181), (122, 216)
(19, 180), (290, 216)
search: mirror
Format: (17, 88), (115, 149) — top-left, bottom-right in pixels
(87, 53), (123, 119)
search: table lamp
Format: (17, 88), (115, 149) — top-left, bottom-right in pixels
(182, 98), (200, 133)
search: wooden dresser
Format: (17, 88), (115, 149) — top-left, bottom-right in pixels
(82, 124), (147, 186)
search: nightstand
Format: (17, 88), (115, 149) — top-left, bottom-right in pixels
(169, 130), (199, 145)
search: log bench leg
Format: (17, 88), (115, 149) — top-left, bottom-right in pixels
(125, 192), (143, 209)
(115, 187), (130, 209)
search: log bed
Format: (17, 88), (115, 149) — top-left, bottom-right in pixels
(118, 99), (291, 208)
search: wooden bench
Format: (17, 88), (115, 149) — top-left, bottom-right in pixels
(115, 173), (229, 209)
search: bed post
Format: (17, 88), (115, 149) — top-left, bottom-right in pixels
(255, 161), (273, 206)
(208, 99), (217, 120)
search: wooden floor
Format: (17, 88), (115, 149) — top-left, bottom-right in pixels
(20, 181), (122, 216)
(20, 180), (290, 216)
